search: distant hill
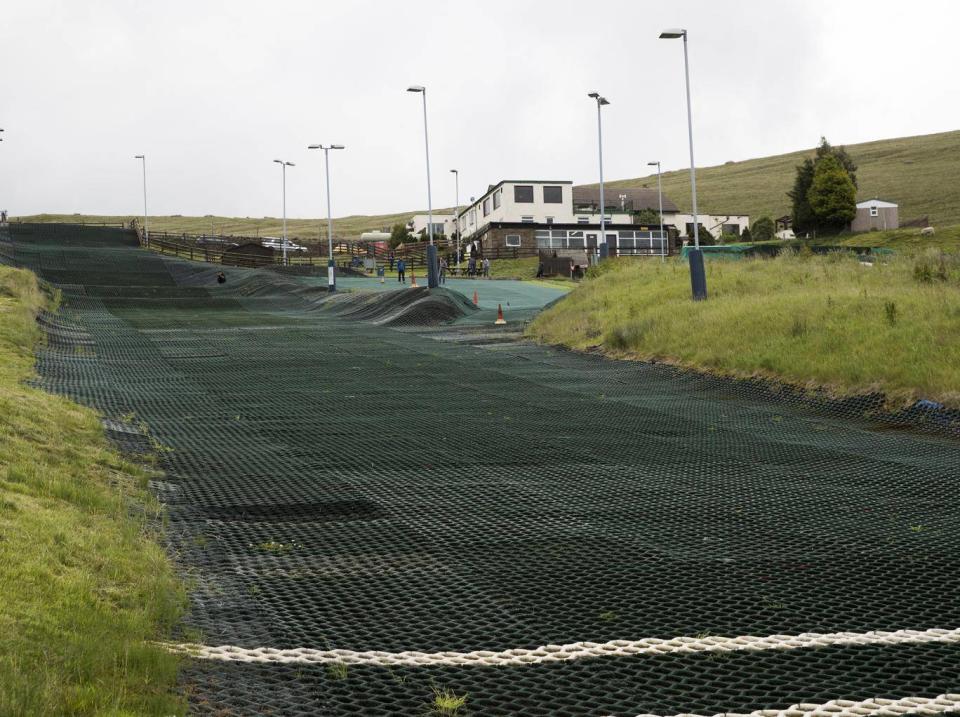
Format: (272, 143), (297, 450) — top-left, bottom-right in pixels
(601, 129), (960, 227)
(16, 130), (960, 236)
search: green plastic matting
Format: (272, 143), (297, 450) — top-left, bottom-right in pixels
(4, 223), (958, 716)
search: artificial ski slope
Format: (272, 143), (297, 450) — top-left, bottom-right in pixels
(5, 224), (959, 716)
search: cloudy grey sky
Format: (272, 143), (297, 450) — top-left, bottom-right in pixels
(1, 0), (958, 219)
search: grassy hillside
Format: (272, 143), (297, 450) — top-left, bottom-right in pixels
(11, 210), (445, 244)
(528, 251), (960, 408)
(15, 129), (960, 236)
(0, 267), (184, 715)
(603, 129), (960, 227)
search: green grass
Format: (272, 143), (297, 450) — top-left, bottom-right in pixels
(595, 129), (960, 227)
(431, 686), (467, 715)
(0, 267), (185, 716)
(823, 224), (960, 251)
(527, 251), (960, 408)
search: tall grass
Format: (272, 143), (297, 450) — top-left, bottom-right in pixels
(0, 267), (185, 715)
(527, 251), (960, 407)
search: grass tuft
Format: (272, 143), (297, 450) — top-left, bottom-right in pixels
(431, 686), (468, 715)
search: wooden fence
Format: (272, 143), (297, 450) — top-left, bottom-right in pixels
(130, 220), (539, 270)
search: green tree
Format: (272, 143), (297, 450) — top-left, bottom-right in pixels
(788, 137), (858, 234)
(807, 154), (857, 230)
(788, 158), (817, 233)
(815, 137), (858, 188)
(388, 223), (410, 249)
(635, 208), (662, 225)
(751, 216), (775, 242)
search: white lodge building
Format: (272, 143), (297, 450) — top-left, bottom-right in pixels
(455, 179), (748, 264)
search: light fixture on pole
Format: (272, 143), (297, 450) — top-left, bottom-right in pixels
(450, 169), (460, 267)
(588, 92), (610, 260)
(660, 27), (706, 299)
(648, 161), (666, 262)
(273, 159), (295, 266)
(308, 144), (345, 292)
(407, 85), (439, 289)
(133, 155), (149, 246)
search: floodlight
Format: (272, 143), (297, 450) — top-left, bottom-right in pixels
(659, 28), (686, 39)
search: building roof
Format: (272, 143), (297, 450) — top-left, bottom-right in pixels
(856, 198), (898, 208)
(572, 186), (679, 212)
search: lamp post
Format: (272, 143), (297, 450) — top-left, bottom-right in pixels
(407, 85), (439, 288)
(134, 154), (148, 245)
(587, 92), (610, 260)
(648, 161), (665, 262)
(450, 169), (460, 267)
(308, 144), (344, 292)
(272, 159), (294, 265)
(660, 28), (706, 299)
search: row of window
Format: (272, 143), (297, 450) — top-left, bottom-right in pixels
(503, 229), (667, 250)
(481, 184), (564, 214)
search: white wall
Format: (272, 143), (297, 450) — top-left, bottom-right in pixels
(459, 182), (575, 236)
(669, 213), (750, 239)
(410, 214), (455, 237)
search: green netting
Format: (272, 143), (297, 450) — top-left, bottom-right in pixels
(5, 223), (959, 716)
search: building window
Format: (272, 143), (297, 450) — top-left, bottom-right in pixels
(577, 216), (589, 224)
(505, 234), (521, 247)
(869, 206), (879, 217)
(493, 189), (502, 210)
(545, 216), (554, 224)
(514, 185), (534, 203)
(721, 223), (741, 236)
(483, 197), (491, 217)
(521, 216), (535, 223)
(469, 210), (476, 226)
(543, 185), (563, 203)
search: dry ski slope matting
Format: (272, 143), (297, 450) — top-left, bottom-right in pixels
(5, 224), (960, 716)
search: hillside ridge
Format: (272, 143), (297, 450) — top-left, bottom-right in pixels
(16, 129), (960, 236)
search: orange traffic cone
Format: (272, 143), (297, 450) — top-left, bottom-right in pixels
(495, 303), (507, 325)
(472, 290), (479, 306)
(411, 271), (418, 287)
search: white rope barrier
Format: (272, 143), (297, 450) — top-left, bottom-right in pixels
(163, 626), (960, 668)
(624, 692), (960, 717)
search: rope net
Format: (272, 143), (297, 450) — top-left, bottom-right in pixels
(5, 223), (959, 716)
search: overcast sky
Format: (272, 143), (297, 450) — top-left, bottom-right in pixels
(2, 0), (958, 219)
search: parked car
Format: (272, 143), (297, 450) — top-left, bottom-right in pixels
(261, 237), (308, 253)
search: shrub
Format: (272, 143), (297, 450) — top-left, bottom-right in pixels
(751, 216), (775, 242)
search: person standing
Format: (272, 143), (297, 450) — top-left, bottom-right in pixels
(467, 254), (476, 278)
(397, 257), (406, 283)
(439, 257), (448, 285)
(483, 257), (491, 279)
